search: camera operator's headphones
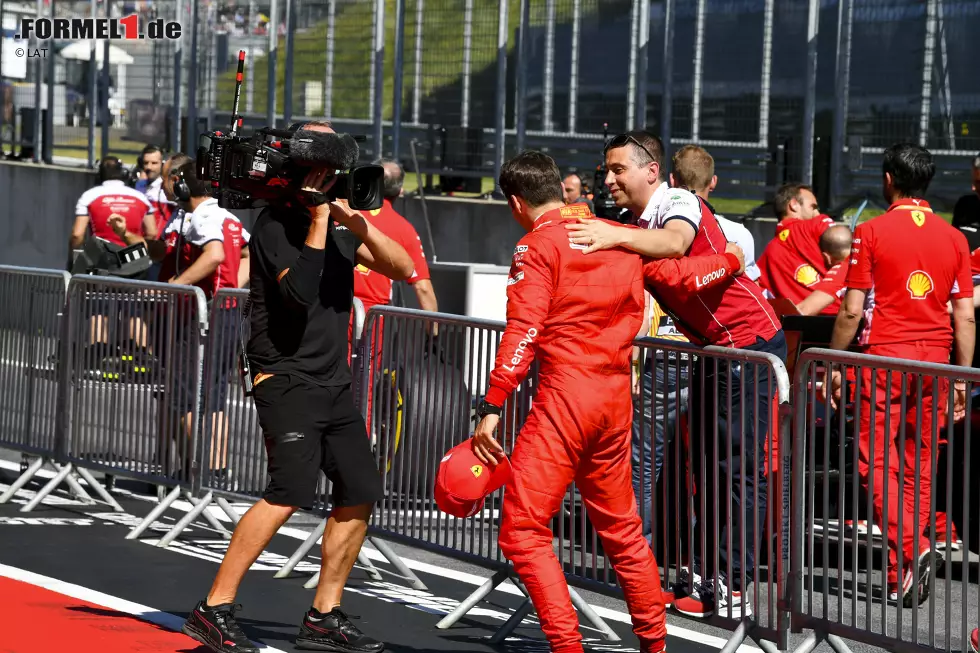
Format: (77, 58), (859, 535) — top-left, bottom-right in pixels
(172, 168), (191, 203)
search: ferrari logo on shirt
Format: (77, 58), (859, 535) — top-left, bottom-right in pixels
(470, 465), (483, 478)
(355, 263), (371, 275)
(795, 264), (820, 287)
(778, 229), (790, 242)
(911, 210), (926, 227)
(907, 270), (934, 299)
(369, 208), (383, 217)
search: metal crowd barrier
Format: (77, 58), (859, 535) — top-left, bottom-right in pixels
(0, 266), (77, 505)
(15, 276), (211, 517)
(790, 348), (980, 653)
(629, 337), (792, 653)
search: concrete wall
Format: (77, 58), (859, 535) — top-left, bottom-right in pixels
(392, 196), (525, 267)
(0, 161), (96, 270)
(0, 160), (780, 272)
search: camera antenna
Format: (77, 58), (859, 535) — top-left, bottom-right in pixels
(231, 50), (246, 136)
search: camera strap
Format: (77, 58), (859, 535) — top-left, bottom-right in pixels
(173, 207), (189, 278)
(238, 292), (254, 396)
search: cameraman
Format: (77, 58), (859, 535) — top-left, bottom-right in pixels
(181, 121), (414, 653)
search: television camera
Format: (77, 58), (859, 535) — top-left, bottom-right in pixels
(196, 51), (384, 211)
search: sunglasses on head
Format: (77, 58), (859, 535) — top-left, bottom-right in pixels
(606, 133), (658, 165)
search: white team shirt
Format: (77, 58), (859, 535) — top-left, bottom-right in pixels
(632, 181), (704, 233)
(716, 214), (760, 281)
(74, 179), (153, 217)
(161, 199), (251, 247)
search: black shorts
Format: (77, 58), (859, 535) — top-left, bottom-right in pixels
(253, 374), (383, 510)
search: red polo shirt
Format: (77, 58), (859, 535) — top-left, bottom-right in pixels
(846, 199), (972, 349)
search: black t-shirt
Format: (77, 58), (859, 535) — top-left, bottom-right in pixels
(953, 193), (980, 230)
(247, 204), (362, 387)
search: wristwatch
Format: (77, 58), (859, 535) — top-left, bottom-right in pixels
(477, 399), (502, 419)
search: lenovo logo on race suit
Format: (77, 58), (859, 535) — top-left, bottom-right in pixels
(502, 327), (537, 372)
(695, 266), (728, 289)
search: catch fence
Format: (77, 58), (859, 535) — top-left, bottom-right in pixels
(3, 1), (978, 207)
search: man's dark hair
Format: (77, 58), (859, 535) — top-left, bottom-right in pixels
(605, 130), (666, 174)
(379, 158), (405, 200)
(883, 142), (935, 198)
(773, 182), (813, 219)
(499, 151), (564, 208)
(141, 144), (163, 158)
(98, 156), (128, 183)
(171, 157), (210, 198)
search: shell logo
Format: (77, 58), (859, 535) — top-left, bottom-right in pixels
(778, 229), (790, 242)
(907, 270), (934, 299)
(795, 264), (820, 287)
(470, 465), (483, 478)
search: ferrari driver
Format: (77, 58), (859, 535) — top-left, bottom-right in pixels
(471, 151), (746, 653)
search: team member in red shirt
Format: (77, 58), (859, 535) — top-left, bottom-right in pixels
(756, 183), (852, 316)
(472, 151), (746, 653)
(564, 131), (786, 619)
(828, 143), (975, 606)
(71, 156), (153, 250)
(354, 160), (437, 315)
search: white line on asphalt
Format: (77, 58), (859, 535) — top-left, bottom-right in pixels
(0, 458), (761, 652)
(0, 562), (290, 653)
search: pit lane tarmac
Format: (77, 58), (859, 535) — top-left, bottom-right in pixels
(0, 467), (751, 653)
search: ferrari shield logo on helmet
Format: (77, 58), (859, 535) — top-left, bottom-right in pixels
(470, 465), (483, 478)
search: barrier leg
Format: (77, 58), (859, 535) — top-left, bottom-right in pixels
(304, 571), (321, 589)
(368, 537), (428, 591)
(758, 640), (781, 653)
(718, 620), (749, 653)
(275, 519), (325, 579)
(355, 548), (384, 581)
(19, 463), (75, 512)
(61, 470), (95, 503)
(488, 598), (536, 644)
(214, 497), (242, 525)
(568, 587), (620, 643)
(825, 634), (854, 653)
(0, 456), (45, 504)
(157, 492), (214, 548)
(789, 631), (820, 653)
(73, 466), (125, 512)
(436, 569), (511, 630)
(185, 491), (229, 537)
(126, 485), (182, 540)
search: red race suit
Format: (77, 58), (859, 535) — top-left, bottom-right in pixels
(485, 203), (741, 653)
(756, 215), (848, 316)
(845, 198), (972, 588)
(75, 179), (152, 247)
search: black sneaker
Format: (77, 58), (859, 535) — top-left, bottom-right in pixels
(296, 607), (385, 652)
(181, 600), (259, 653)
